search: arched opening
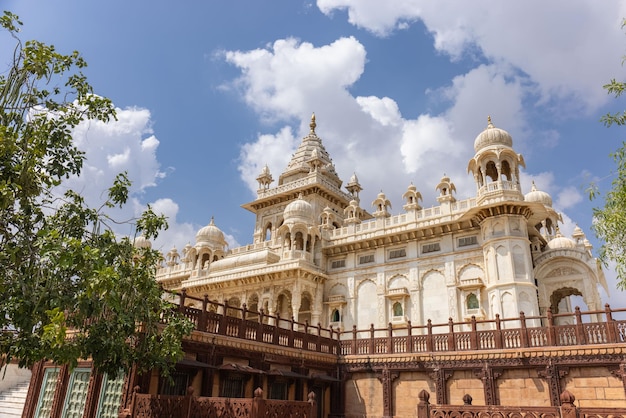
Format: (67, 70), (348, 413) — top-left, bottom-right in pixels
(466, 293), (479, 310)
(295, 232), (304, 251)
(501, 160), (512, 181)
(264, 223), (272, 241)
(485, 161), (498, 182)
(392, 302), (403, 317)
(299, 294), (312, 328)
(200, 252), (211, 269)
(331, 309), (340, 322)
(226, 297), (241, 318)
(285, 232), (291, 250)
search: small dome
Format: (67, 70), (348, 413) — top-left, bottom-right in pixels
(283, 194), (315, 224)
(525, 181), (553, 207)
(474, 116), (513, 152)
(133, 235), (152, 249)
(196, 217), (226, 249)
(349, 173), (359, 184)
(547, 233), (577, 250)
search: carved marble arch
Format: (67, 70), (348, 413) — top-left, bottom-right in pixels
(226, 296), (242, 318)
(536, 260), (604, 323)
(196, 249), (213, 269)
(264, 222), (272, 241)
(457, 264), (484, 284)
(388, 274), (409, 290)
(500, 159), (512, 181)
(247, 293), (260, 317)
(549, 287), (583, 314)
(185, 247), (197, 266)
(274, 291), (293, 324)
(485, 160), (499, 182)
(299, 291), (313, 326)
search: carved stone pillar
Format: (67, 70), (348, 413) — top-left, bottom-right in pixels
(474, 364), (502, 405)
(538, 364), (568, 406)
(429, 368), (452, 405)
(377, 366), (399, 418)
(609, 363), (626, 399)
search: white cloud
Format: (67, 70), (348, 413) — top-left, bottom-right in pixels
(223, 37), (366, 123)
(356, 96), (402, 127)
(556, 186), (583, 211)
(317, 0), (626, 112)
(238, 126), (299, 193)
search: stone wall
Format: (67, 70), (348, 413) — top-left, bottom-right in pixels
(562, 366), (625, 407)
(344, 363), (626, 416)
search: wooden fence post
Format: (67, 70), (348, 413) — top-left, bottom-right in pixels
(470, 316), (478, 350)
(574, 307), (586, 345)
(605, 304), (617, 343)
(520, 311), (528, 348)
(447, 318), (455, 351)
(198, 295), (208, 332)
(494, 314), (503, 349)
(546, 308), (556, 346)
(416, 389), (430, 418)
(388, 322), (394, 354)
(426, 320), (433, 352)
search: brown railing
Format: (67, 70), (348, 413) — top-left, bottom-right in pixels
(168, 291), (342, 356)
(167, 292), (626, 357)
(339, 305), (626, 356)
(417, 389), (626, 418)
(124, 387), (316, 418)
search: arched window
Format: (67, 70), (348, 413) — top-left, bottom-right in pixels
(331, 309), (340, 322)
(485, 161), (498, 182)
(393, 302), (403, 317)
(467, 293), (479, 310)
(264, 223), (272, 241)
(200, 253), (211, 268)
(501, 160), (512, 181)
(295, 232), (304, 250)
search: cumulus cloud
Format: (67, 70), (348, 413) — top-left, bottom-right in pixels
(56, 105), (209, 253)
(317, 0), (626, 112)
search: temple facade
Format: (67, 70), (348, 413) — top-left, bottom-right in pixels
(155, 115), (607, 332)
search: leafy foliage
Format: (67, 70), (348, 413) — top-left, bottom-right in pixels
(0, 11), (193, 377)
(593, 19), (626, 289)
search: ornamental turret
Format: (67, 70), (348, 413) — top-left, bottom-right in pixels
(467, 117), (525, 205)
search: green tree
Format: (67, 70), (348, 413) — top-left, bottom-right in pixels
(0, 11), (193, 377)
(594, 20), (626, 289)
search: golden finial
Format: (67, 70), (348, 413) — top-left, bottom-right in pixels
(310, 113), (317, 134)
(487, 115), (494, 128)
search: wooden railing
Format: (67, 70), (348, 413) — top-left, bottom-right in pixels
(417, 389), (625, 418)
(168, 291), (342, 356)
(338, 305), (626, 356)
(167, 293), (626, 357)
(123, 387), (316, 418)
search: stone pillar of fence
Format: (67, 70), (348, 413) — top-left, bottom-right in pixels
(559, 390), (578, 418)
(416, 389), (430, 418)
(251, 387), (266, 418)
(308, 391), (317, 418)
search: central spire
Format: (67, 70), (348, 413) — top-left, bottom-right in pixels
(310, 113), (316, 134)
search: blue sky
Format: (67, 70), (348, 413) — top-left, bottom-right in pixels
(3, 1), (626, 305)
